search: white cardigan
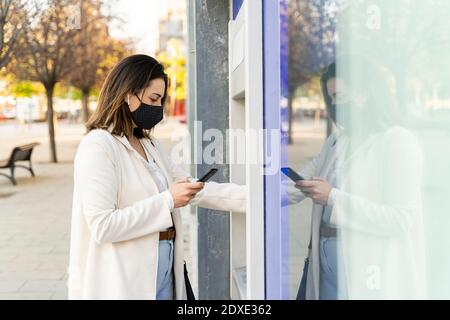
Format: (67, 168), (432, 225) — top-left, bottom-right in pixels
(68, 129), (246, 300)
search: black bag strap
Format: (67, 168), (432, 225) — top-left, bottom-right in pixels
(184, 262), (196, 300)
(297, 229), (313, 300)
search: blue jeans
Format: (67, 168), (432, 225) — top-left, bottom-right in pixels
(156, 240), (174, 300)
(319, 237), (346, 300)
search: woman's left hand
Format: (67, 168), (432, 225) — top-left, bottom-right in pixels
(295, 177), (332, 206)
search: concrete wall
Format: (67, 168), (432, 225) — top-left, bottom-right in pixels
(188, 0), (231, 299)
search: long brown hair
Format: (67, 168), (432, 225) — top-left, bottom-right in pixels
(86, 54), (168, 139)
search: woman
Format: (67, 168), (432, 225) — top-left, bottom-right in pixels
(286, 62), (347, 300)
(289, 57), (426, 299)
(69, 54), (246, 300)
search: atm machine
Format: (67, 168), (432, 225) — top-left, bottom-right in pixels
(228, 0), (289, 300)
(228, 0), (265, 300)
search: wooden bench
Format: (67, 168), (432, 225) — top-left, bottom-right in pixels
(0, 143), (40, 185)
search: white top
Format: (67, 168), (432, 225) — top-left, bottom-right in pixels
(324, 135), (362, 227)
(139, 139), (174, 212)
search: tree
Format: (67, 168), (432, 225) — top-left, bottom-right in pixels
(11, 0), (81, 162)
(287, 0), (340, 142)
(0, 0), (28, 70)
(69, 0), (130, 123)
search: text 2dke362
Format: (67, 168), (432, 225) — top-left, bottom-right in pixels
(177, 303), (272, 318)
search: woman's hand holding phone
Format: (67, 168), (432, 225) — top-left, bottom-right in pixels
(169, 178), (205, 208)
(169, 168), (218, 208)
(280, 168), (332, 205)
(295, 177), (332, 206)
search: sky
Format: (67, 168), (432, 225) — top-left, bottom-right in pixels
(107, 0), (166, 55)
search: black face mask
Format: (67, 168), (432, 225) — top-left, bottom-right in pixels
(130, 94), (164, 130)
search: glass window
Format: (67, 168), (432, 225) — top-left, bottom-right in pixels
(265, 0), (450, 299)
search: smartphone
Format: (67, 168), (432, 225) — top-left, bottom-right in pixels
(281, 167), (304, 182)
(198, 168), (218, 182)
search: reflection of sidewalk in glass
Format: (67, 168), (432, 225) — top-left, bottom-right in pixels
(287, 118), (327, 299)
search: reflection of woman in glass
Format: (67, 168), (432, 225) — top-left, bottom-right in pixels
(287, 57), (426, 299)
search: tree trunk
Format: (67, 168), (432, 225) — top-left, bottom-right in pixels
(81, 88), (90, 123)
(288, 94), (294, 145)
(45, 85), (58, 163)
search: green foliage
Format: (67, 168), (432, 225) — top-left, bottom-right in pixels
(8, 80), (43, 98)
